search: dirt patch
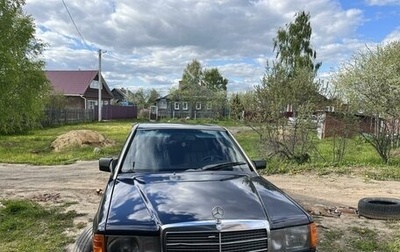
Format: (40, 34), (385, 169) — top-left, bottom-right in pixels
(267, 173), (400, 249)
(1, 162), (400, 250)
(51, 130), (114, 152)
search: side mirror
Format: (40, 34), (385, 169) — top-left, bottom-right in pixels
(99, 158), (118, 173)
(252, 159), (267, 170)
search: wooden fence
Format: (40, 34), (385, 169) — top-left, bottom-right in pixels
(42, 109), (94, 126)
(42, 105), (137, 127)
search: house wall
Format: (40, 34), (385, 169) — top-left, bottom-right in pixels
(157, 98), (171, 118)
(156, 99), (223, 119)
(85, 88), (113, 99)
(66, 97), (85, 109)
(64, 96), (114, 110)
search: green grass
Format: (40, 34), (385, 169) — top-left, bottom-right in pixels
(233, 129), (261, 159)
(1, 118), (400, 180)
(315, 136), (384, 165)
(0, 120), (133, 165)
(1, 119), (400, 251)
(317, 226), (400, 252)
(0, 119), (244, 165)
(0, 199), (81, 252)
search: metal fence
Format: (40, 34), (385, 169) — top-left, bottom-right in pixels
(93, 105), (137, 121)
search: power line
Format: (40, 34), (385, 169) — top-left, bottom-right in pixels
(61, 0), (94, 53)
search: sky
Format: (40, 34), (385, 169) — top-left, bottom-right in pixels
(23, 0), (400, 96)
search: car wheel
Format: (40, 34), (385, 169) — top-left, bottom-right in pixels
(358, 197), (400, 220)
(72, 226), (93, 252)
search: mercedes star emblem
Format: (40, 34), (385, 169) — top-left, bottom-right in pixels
(212, 206), (225, 220)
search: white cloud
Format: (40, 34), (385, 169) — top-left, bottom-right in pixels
(22, 0), (395, 94)
(366, 0), (400, 6)
(383, 27), (400, 44)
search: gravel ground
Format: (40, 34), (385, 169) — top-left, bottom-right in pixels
(1, 161), (400, 250)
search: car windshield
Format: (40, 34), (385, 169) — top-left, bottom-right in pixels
(120, 128), (251, 173)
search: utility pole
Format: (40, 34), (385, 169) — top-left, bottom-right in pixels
(98, 49), (102, 121)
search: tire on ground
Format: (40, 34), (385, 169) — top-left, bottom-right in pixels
(358, 197), (400, 220)
(72, 226), (93, 252)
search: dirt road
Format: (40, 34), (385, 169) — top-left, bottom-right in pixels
(1, 161), (400, 250)
(0, 161), (109, 244)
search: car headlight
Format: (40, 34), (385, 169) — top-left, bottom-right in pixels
(107, 236), (161, 252)
(270, 223), (317, 252)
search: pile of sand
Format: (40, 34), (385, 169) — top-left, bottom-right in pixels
(51, 130), (114, 152)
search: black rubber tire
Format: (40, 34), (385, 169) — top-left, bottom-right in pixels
(72, 226), (93, 252)
(358, 197), (400, 220)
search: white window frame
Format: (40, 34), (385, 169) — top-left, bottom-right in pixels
(182, 102), (188, 110)
(88, 100), (97, 109)
(196, 102), (202, 110)
(206, 102), (212, 110)
(174, 102), (180, 110)
(159, 99), (167, 109)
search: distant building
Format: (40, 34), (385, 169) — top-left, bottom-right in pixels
(111, 88), (134, 106)
(45, 70), (113, 110)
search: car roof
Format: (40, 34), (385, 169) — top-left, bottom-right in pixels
(135, 123), (226, 131)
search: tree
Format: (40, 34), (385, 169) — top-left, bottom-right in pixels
(172, 59), (228, 118)
(181, 59), (203, 89)
(147, 88), (160, 107)
(250, 11), (323, 164)
(45, 92), (67, 110)
(229, 93), (244, 120)
(128, 88), (160, 109)
(0, 0), (50, 134)
(273, 11), (321, 77)
(203, 68), (228, 92)
(333, 41), (400, 163)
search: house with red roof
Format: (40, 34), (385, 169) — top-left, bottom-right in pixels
(45, 70), (113, 110)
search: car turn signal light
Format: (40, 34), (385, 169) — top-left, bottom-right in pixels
(93, 234), (105, 252)
(310, 222), (318, 249)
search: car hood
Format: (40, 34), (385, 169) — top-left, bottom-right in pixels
(104, 172), (311, 232)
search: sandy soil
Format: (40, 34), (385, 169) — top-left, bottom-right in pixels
(1, 161), (399, 250)
(268, 173), (400, 248)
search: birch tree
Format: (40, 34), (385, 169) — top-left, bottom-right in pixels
(0, 0), (50, 134)
(251, 11), (323, 164)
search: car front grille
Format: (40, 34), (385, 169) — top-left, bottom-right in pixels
(165, 228), (268, 252)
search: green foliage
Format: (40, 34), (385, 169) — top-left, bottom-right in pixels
(0, 199), (80, 252)
(181, 59), (203, 88)
(2, 120), (400, 180)
(273, 11), (322, 76)
(171, 59), (228, 118)
(333, 41), (400, 163)
(0, 0), (50, 134)
(248, 11), (324, 164)
(177, 59), (229, 93)
(45, 91), (67, 110)
(229, 93), (245, 120)
(127, 88), (160, 110)
(203, 68), (228, 92)
(147, 88), (160, 106)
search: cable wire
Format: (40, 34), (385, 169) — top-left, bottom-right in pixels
(61, 0), (94, 53)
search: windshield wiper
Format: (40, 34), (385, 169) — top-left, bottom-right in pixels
(200, 161), (246, 171)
